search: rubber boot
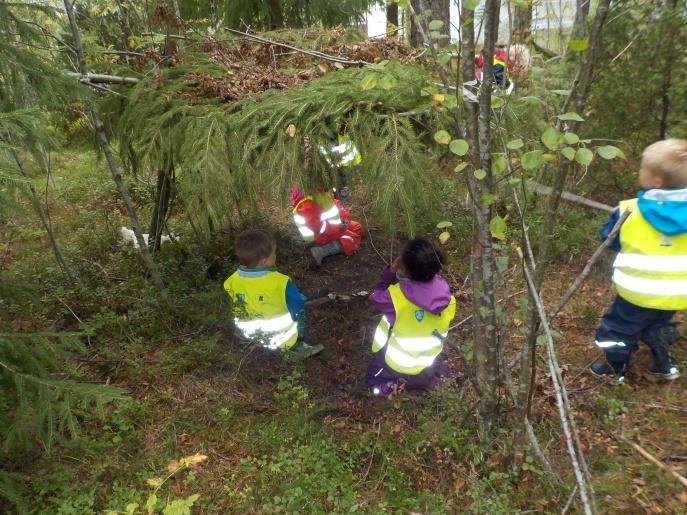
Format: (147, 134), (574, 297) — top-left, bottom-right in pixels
(310, 241), (343, 266)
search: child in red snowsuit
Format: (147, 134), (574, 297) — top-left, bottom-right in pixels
(290, 186), (362, 265)
(475, 47), (514, 87)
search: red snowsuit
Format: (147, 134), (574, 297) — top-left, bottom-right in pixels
(292, 191), (362, 255)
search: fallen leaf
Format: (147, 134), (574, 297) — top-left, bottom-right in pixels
(454, 479), (465, 492)
(286, 124), (296, 137)
(318, 63), (328, 74)
(167, 460), (180, 473)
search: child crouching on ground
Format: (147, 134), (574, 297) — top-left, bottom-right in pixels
(591, 139), (687, 381)
(366, 238), (456, 396)
(224, 229), (323, 361)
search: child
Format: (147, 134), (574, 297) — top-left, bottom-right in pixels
(224, 229), (323, 360)
(591, 139), (687, 381)
(290, 186), (363, 266)
(366, 238), (456, 396)
(475, 45), (514, 87)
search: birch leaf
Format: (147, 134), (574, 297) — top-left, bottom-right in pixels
(575, 148), (594, 166)
(568, 39), (589, 52)
(521, 150), (544, 170)
(360, 74), (378, 90)
(541, 126), (561, 150)
(561, 147), (576, 161)
(429, 20), (444, 30)
(438, 231), (451, 244)
(473, 168), (486, 180)
(436, 221), (453, 229)
(489, 215), (507, 241)
(454, 162), (468, 172)
(558, 112), (585, 122)
(597, 145), (626, 160)
(434, 130), (451, 145)
(507, 138), (524, 150)
(563, 132), (579, 144)
(449, 139), (469, 155)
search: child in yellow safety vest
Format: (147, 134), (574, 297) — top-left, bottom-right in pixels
(224, 229), (323, 360)
(591, 139), (687, 382)
(366, 238), (456, 396)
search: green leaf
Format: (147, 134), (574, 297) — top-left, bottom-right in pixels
(443, 95), (458, 108)
(597, 145), (626, 160)
(519, 96), (545, 105)
(492, 154), (507, 174)
(162, 495), (200, 515)
(563, 132), (579, 145)
(491, 96), (504, 109)
(530, 66), (545, 77)
(436, 220), (453, 229)
(464, 0), (480, 10)
(146, 493), (158, 515)
(428, 20), (444, 30)
(575, 148), (594, 166)
(536, 335), (546, 347)
(551, 89), (570, 96)
(521, 150), (544, 170)
(360, 74), (378, 90)
(541, 126), (562, 150)
(449, 139), (469, 156)
(558, 112), (584, 122)
(507, 138), (524, 150)
(561, 147), (576, 161)
(568, 39), (589, 52)
(379, 75), (397, 90)
(473, 168), (486, 180)
(430, 30), (442, 39)
(438, 231), (451, 244)
(438, 52), (451, 65)
(482, 193), (496, 206)
(398, 0), (409, 8)
(489, 215), (507, 241)
(454, 162), (468, 172)
(434, 130), (451, 145)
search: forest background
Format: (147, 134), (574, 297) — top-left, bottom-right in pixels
(1, 0), (686, 512)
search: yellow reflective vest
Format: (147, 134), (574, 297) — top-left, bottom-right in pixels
(613, 198), (687, 311)
(224, 269), (298, 350)
(321, 134), (362, 167)
(371, 284), (456, 375)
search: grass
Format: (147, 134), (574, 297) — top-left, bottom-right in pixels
(1, 150), (686, 513)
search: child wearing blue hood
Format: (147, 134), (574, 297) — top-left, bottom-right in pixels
(591, 139), (687, 381)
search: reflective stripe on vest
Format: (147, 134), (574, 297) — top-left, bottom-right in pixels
(612, 198), (687, 310)
(320, 135), (362, 167)
(320, 204), (342, 225)
(223, 270), (298, 350)
(293, 198), (315, 242)
(371, 283), (456, 376)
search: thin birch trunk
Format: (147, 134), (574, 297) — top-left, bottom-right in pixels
(63, 0), (170, 306)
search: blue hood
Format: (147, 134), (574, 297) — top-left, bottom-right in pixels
(637, 188), (687, 236)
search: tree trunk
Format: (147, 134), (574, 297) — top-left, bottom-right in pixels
(268, 0), (284, 30)
(63, 0), (170, 307)
(512, 1), (532, 44)
(658, 0), (678, 139)
(114, 0), (133, 65)
(149, 168), (173, 255)
(386, 0), (399, 36)
(572, 0), (592, 38)
(513, 0), (612, 470)
(409, 0), (450, 48)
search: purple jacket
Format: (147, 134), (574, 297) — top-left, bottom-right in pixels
(369, 266), (452, 325)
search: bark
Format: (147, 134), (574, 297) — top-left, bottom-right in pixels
(409, 0), (450, 48)
(149, 168), (173, 255)
(386, 0), (399, 36)
(268, 0), (284, 30)
(63, 0), (170, 306)
(658, 0), (678, 139)
(513, 0), (612, 470)
(572, 0), (592, 39)
(512, 1), (532, 44)
(114, 0), (133, 65)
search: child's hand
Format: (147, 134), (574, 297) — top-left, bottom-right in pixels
(391, 256), (403, 273)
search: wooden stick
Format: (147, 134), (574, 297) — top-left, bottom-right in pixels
(67, 72), (140, 84)
(620, 436), (687, 488)
(548, 208), (631, 321)
(526, 180), (614, 213)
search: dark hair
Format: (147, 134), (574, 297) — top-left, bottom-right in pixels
(234, 229), (276, 268)
(401, 238), (445, 282)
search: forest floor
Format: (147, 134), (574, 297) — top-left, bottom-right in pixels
(2, 151), (687, 513)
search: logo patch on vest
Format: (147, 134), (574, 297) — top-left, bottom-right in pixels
(414, 309), (425, 322)
(236, 293), (246, 302)
(659, 234), (673, 247)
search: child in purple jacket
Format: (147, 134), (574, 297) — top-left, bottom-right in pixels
(366, 238), (456, 397)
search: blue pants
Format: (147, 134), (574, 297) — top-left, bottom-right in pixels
(595, 295), (677, 369)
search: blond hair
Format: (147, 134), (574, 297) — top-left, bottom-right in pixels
(641, 139), (687, 188)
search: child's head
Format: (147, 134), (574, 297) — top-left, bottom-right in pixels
(639, 139), (687, 189)
(234, 229), (276, 269)
(400, 238), (445, 282)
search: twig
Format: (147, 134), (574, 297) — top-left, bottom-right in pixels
(361, 207), (388, 266)
(67, 72), (140, 84)
(561, 484), (578, 515)
(356, 419), (381, 486)
(526, 180), (614, 213)
(223, 27), (370, 66)
(620, 436), (687, 488)
(518, 247), (595, 515)
(548, 208), (631, 321)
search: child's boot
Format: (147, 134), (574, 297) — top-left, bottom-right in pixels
(645, 340), (680, 381)
(310, 241), (343, 266)
(285, 340), (323, 361)
(590, 360), (626, 382)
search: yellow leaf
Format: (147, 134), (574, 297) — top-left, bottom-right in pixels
(334, 62), (344, 69)
(318, 63), (328, 74)
(147, 478), (162, 488)
(432, 93), (445, 102)
(438, 231), (450, 244)
(186, 453), (208, 466)
(286, 124), (296, 137)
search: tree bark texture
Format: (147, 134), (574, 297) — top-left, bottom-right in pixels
(512, 1), (532, 44)
(149, 168), (174, 255)
(409, 0), (450, 48)
(659, 0), (678, 139)
(573, 0), (592, 39)
(63, 0), (170, 306)
(268, 0), (284, 30)
(386, 0), (399, 36)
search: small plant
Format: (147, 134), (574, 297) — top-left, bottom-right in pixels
(594, 394), (628, 420)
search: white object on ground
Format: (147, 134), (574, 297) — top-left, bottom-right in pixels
(120, 226), (172, 249)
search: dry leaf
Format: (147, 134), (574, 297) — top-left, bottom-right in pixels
(286, 124), (296, 137)
(334, 62), (344, 69)
(187, 453), (208, 465)
(318, 63), (328, 74)
(167, 460), (180, 473)
(453, 479), (465, 492)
